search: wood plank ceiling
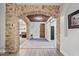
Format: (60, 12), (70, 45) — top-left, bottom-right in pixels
(27, 14), (50, 22)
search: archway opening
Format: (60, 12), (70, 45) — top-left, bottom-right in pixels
(19, 18), (27, 49)
(18, 14), (57, 49)
(17, 15), (57, 55)
(5, 4), (60, 55)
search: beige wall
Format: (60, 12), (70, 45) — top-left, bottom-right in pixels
(60, 3), (79, 56)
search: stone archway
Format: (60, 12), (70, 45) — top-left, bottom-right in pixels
(5, 3), (60, 53)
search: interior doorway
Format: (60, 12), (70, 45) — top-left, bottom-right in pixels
(51, 26), (54, 40)
(5, 4), (60, 54)
(40, 23), (45, 38)
(19, 19), (27, 49)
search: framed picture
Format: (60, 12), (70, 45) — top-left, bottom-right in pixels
(68, 10), (79, 29)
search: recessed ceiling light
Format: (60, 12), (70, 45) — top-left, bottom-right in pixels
(35, 16), (43, 20)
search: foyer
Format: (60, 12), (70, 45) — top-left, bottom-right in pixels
(0, 3), (79, 56)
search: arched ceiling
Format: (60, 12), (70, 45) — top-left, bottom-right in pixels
(27, 14), (50, 22)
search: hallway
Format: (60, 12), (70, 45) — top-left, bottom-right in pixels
(0, 1), (79, 59)
(0, 3), (60, 56)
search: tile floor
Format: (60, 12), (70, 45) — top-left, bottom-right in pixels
(20, 37), (56, 48)
(3, 48), (63, 56)
(0, 37), (63, 56)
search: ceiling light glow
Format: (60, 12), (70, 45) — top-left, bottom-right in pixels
(35, 16), (43, 20)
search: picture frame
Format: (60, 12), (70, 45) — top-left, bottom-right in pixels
(68, 10), (79, 29)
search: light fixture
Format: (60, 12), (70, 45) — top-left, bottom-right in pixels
(35, 16), (43, 20)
